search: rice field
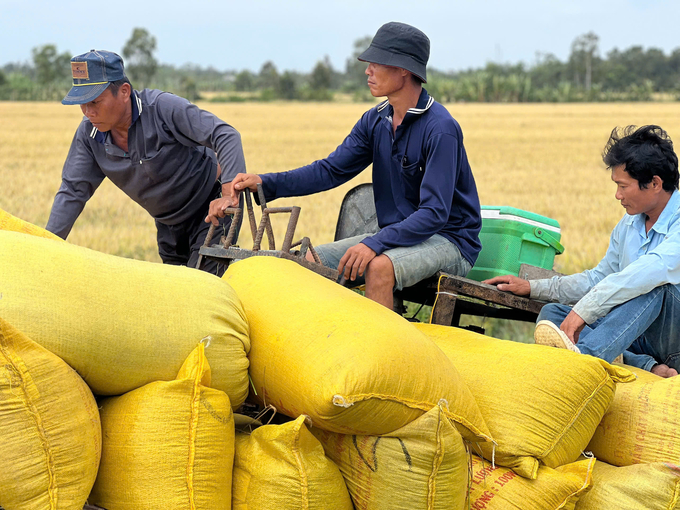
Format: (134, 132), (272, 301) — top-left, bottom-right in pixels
(2, 100), (680, 276)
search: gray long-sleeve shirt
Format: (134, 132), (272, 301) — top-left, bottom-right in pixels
(46, 89), (246, 238)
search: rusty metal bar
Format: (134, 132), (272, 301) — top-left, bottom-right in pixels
(263, 207), (296, 213)
(264, 220), (275, 249)
(244, 189), (258, 241)
(281, 206), (301, 253)
(256, 183), (267, 210)
(253, 206), (304, 252)
(256, 184), (276, 249)
(253, 210), (269, 251)
(296, 237), (310, 258)
(308, 243), (321, 264)
(196, 186), (335, 282)
(204, 224), (217, 247)
(195, 223), (217, 269)
(223, 208), (243, 248)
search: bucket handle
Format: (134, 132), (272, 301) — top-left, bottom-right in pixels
(534, 227), (565, 254)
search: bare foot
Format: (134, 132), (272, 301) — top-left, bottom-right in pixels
(651, 364), (679, 378)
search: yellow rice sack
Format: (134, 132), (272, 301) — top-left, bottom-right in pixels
(468, 455), (594, 510)
(89, 344), (234, 510)
(0, 317), (101, 510)
(0, 207), (62, 240)
(234, 413), (262, 432)
(614, 363), (661, 383)
(312, 402), (469, 510)
(575, 460), (680, 509)
(223, 256), (491, 442)
(0, 230), (250, 406)
(232, 415), (354, 510)
(415, 323), (634, 479)
(587, 364), (680, 466)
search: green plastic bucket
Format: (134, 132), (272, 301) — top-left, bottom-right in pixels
(466, 206), (564, 282)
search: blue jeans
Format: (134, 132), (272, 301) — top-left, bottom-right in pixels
(315, 234), (471, 291)
(537, 284), (680, 371)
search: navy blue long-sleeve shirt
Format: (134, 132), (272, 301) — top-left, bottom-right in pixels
(260, 89), (482, 265)
(46, 89), (246, 239)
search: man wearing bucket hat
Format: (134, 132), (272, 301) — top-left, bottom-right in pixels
(46, 50), (245, 275)
(214, 22), (482, 310)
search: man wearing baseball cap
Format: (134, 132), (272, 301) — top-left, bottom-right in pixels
(213, 22), (482, 309)
(47, 50), (245, 275)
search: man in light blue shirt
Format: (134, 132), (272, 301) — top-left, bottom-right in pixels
(485, 125), (680, 377)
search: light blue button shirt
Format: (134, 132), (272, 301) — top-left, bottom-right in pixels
(531, 190), (680, 324)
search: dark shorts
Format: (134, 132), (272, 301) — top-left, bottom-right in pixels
(155, 182), (232, 276)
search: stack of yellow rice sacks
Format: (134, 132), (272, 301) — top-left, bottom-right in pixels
(1, 207), (678, 510)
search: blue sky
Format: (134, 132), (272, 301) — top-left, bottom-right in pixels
(1, 0), (677, 73)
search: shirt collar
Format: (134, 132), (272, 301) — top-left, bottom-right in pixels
(88, 90), (142, 145)
(649, 189), (680, 235)
(376, 88), (433, 122)
(131, 89), (143, 123)
(626, 189), (680, 235)
(89, 124), (106, 144)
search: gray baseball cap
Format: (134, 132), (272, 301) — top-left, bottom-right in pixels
(358, 22), (430, 83)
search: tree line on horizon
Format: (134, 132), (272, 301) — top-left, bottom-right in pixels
(1, 29), (679, 103)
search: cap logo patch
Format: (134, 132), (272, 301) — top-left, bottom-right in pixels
(71, 62), (89, 80)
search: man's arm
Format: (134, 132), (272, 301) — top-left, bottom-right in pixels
(484, 274), (587, 342)
(484, 225), (623, 338)
(256, 113), (374, 202)
(572, 223), (680, 324)
(46, 124), (105, 239)
(206, 112), (375, 224)
(154, 92), (246, 186)
(529, 225), (622, 306)
(485, 225), (622, 304)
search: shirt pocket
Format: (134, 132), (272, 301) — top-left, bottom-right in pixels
(138, 144), (180, 184)
(399, 159), (424, 203)
(401, 159), (423, 175)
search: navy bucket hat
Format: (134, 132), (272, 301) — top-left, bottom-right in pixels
(62, 50), (126, 105)
(358, 22), (430, 83)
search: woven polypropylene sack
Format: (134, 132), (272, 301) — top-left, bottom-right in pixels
(0, 208), (62, 240)
(613, 363), (660, 383)
(0, 230), (250, 406)
(415, 323), (634, 479)
(587, 364), (680, 466)
(89, 344), (234, 510)
(312, 402), (469, 510)
(223, 256), (491, 441)
(468, 454), (594, 510)
(0, 317), (101, 510)
(232, 415), (353, 510)
(575, 460), (680, 509)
